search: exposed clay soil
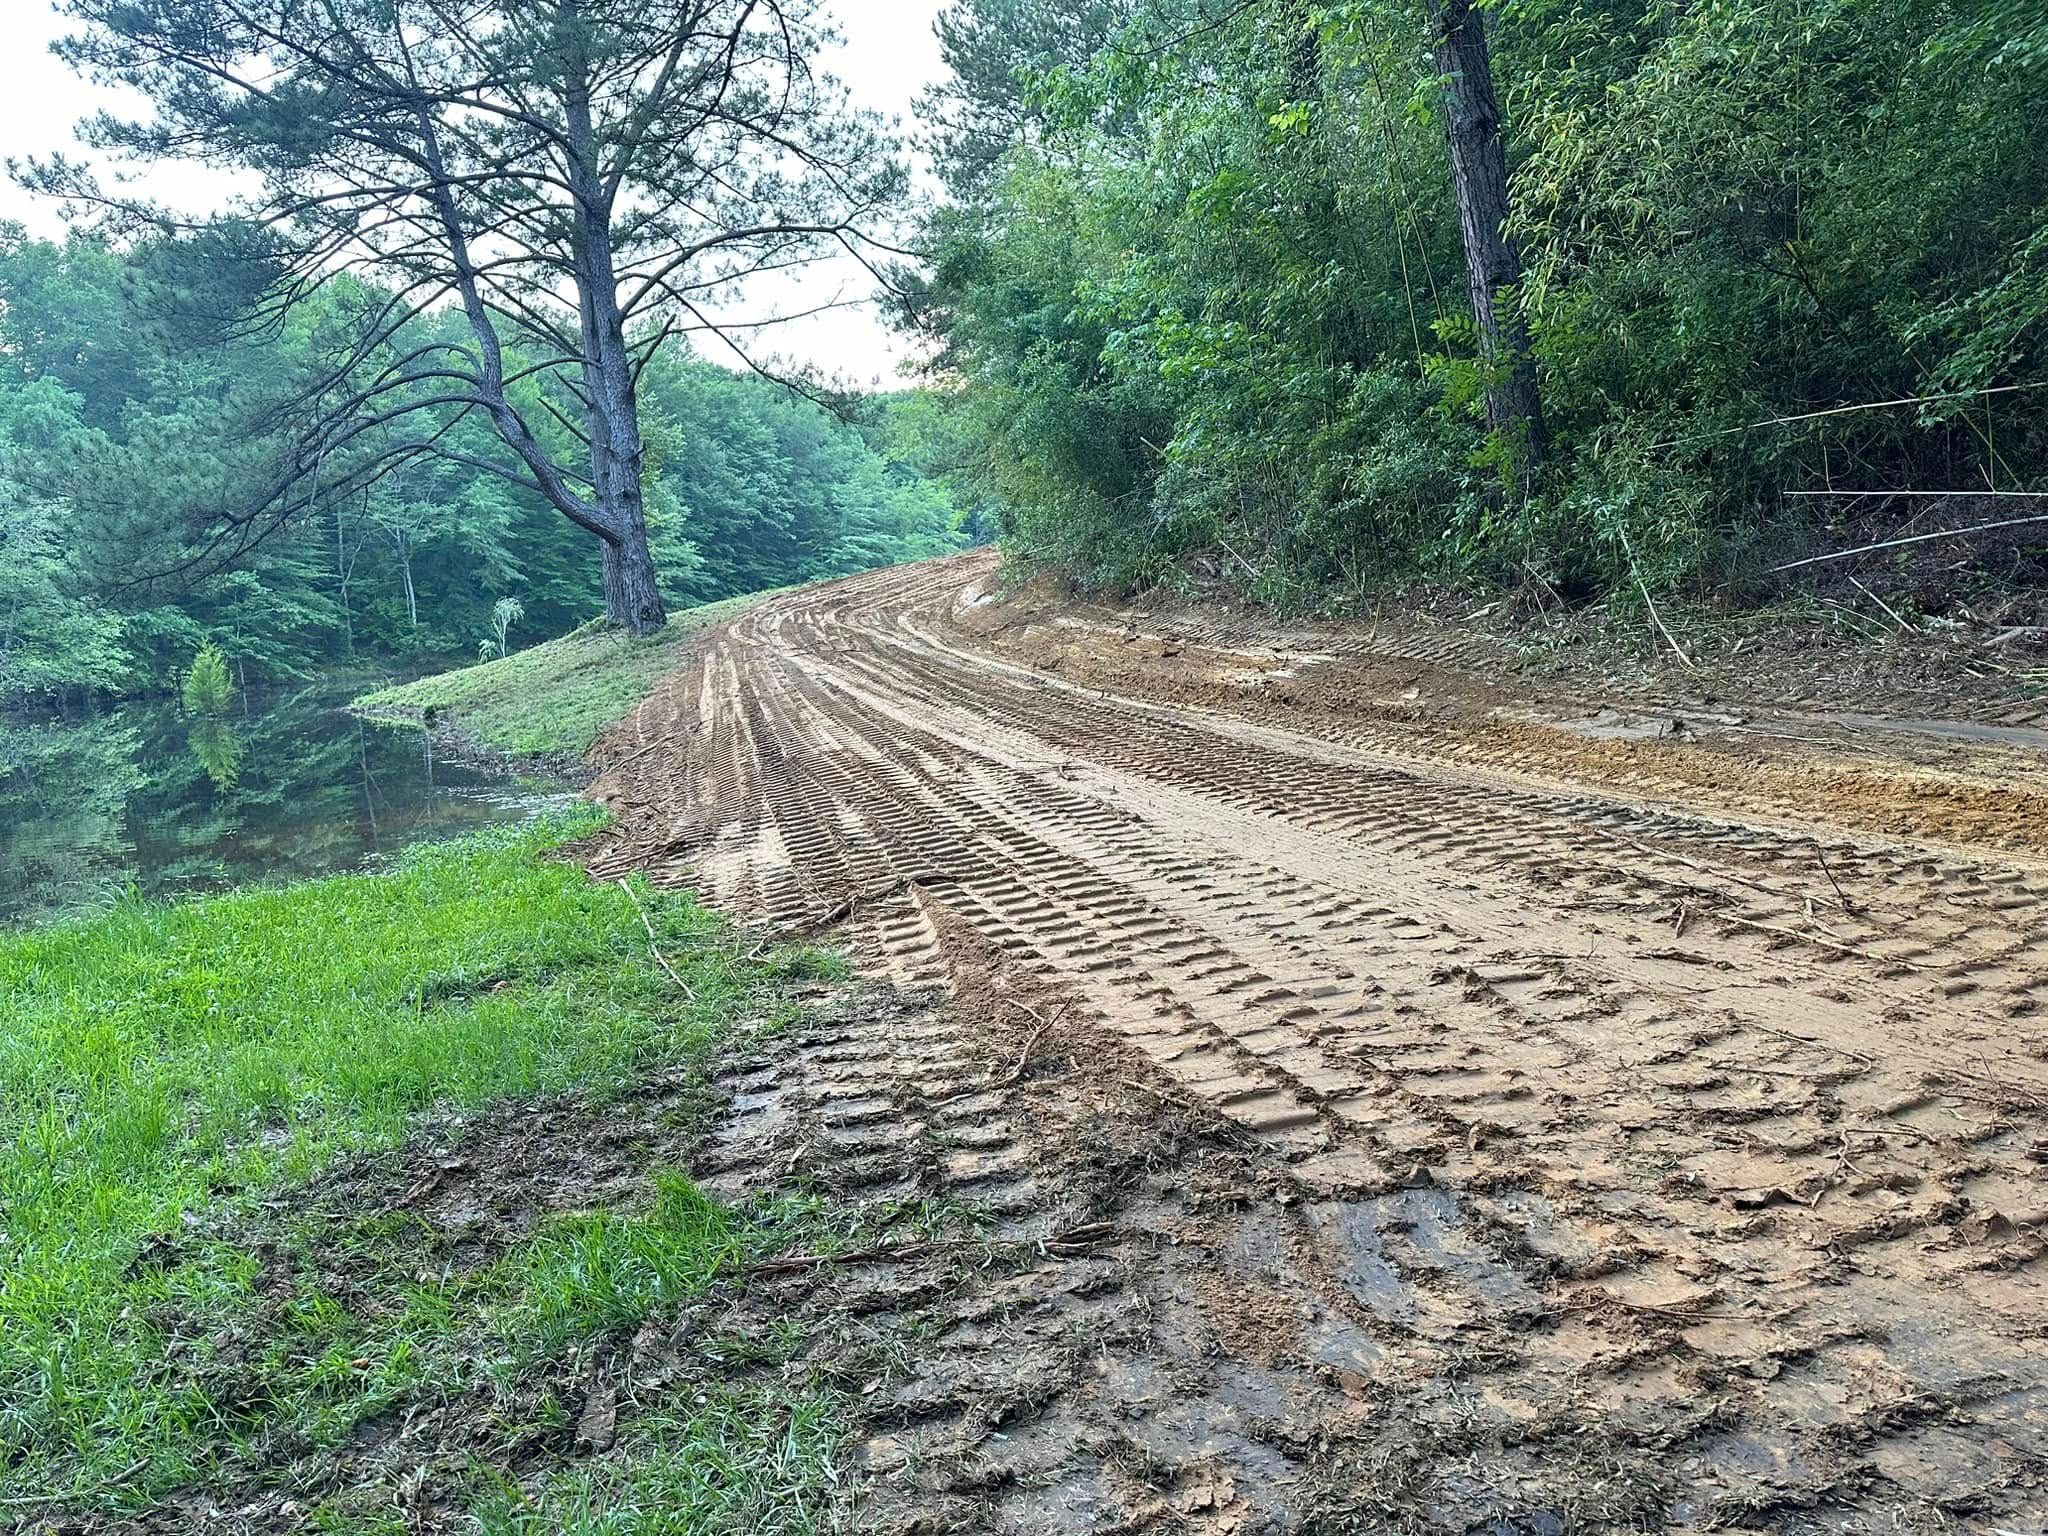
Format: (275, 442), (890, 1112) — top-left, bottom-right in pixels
(583, 548), (2048, 1533)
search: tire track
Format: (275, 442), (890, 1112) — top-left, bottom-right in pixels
(592, 554), (2048, 1533)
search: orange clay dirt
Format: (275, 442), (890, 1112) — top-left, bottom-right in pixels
(588, 548), (2048, 1534)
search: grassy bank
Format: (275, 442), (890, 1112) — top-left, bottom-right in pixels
(0, 812), (852, 1527)
(357, 593), (764, 761)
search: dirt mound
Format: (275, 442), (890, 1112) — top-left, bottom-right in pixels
(952, 557), (2048, 855)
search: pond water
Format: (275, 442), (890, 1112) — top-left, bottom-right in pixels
(0, 680), (575, 928)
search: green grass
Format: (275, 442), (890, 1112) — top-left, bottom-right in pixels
(358, 593), (766, 758)
(468, 1390), (843, 1536)
(0, 810), (851, 1522)
(512, 1173), (748, 1353)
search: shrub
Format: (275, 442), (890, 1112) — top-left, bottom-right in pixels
(181, 641), (232, 718)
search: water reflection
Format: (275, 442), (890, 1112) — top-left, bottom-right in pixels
(187, 718), (244, 791)
(0, 681), (571, 926)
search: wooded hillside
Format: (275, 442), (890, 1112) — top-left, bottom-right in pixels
(0, 233), (971, 704)
(903, 0), (2048, 608)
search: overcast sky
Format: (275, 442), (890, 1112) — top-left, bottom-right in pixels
(0, 1), (951, 384)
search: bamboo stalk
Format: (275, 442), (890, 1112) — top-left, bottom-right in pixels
(1616, 526), (1695, 670)
(1783, 489), (2048, 499)
(1649, 381), (2048, 450)
(1771, 514), (2048, 573)
(1848, 576), (1914, 633)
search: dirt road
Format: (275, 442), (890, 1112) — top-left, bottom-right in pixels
(591, 550), (2048, 1533)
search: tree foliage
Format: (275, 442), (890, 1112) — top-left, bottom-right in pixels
(181, 643), (233, 719)
(0, 231), (971, 706)
(903, 0), (2048, 604)
(33, 0), (907, 633)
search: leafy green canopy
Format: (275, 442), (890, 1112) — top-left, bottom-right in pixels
(0, 230), (972, 703)
(34, 0), (913, 637)
(901, 0), (2048, 604)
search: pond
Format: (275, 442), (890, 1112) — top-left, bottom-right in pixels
(0, 679), (576, 928)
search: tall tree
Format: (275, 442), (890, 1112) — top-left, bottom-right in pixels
(1422, 0), (1546, 470)
(34, 0), (905, 634)
(921, 0), (1136, 202)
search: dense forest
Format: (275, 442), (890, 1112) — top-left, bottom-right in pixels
(904, 0), (2048, 607)
(6, 0), (2043, 714)
(0, 231), (972, 707)
(0, 1), (986, 711)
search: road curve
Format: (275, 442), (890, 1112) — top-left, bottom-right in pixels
(590, 550), (2048, 1530)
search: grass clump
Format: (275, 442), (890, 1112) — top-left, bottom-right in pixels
(0, 809), (849, 1519)
(512, 1173), (748, 1352)
(470, 1390), (843, 1536)
(358, 592), (766, 758)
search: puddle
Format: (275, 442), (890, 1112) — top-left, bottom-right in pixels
(1383, 1188), (1545, 1316)
(1308, 1199), (1415, 1322)
(2, 681), (568, 926)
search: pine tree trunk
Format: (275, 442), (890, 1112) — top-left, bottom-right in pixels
(1425, 0), (1546, 471)
(588, 361), (665, 636)
(600, 520), (664, 636)
(563, 66), (668, 640)
(588, 370), (665, 636)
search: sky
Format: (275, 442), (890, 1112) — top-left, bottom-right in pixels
(0, 0), (951, 384)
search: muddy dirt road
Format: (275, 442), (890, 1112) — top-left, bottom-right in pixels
(591, 550), (2048, 1533)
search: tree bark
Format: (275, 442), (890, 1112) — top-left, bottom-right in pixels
(584, 343), (665, 634)
(600, 525), (664, 634)
(563, 21), (668, 637)
(1425, 0), (1546, 471)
